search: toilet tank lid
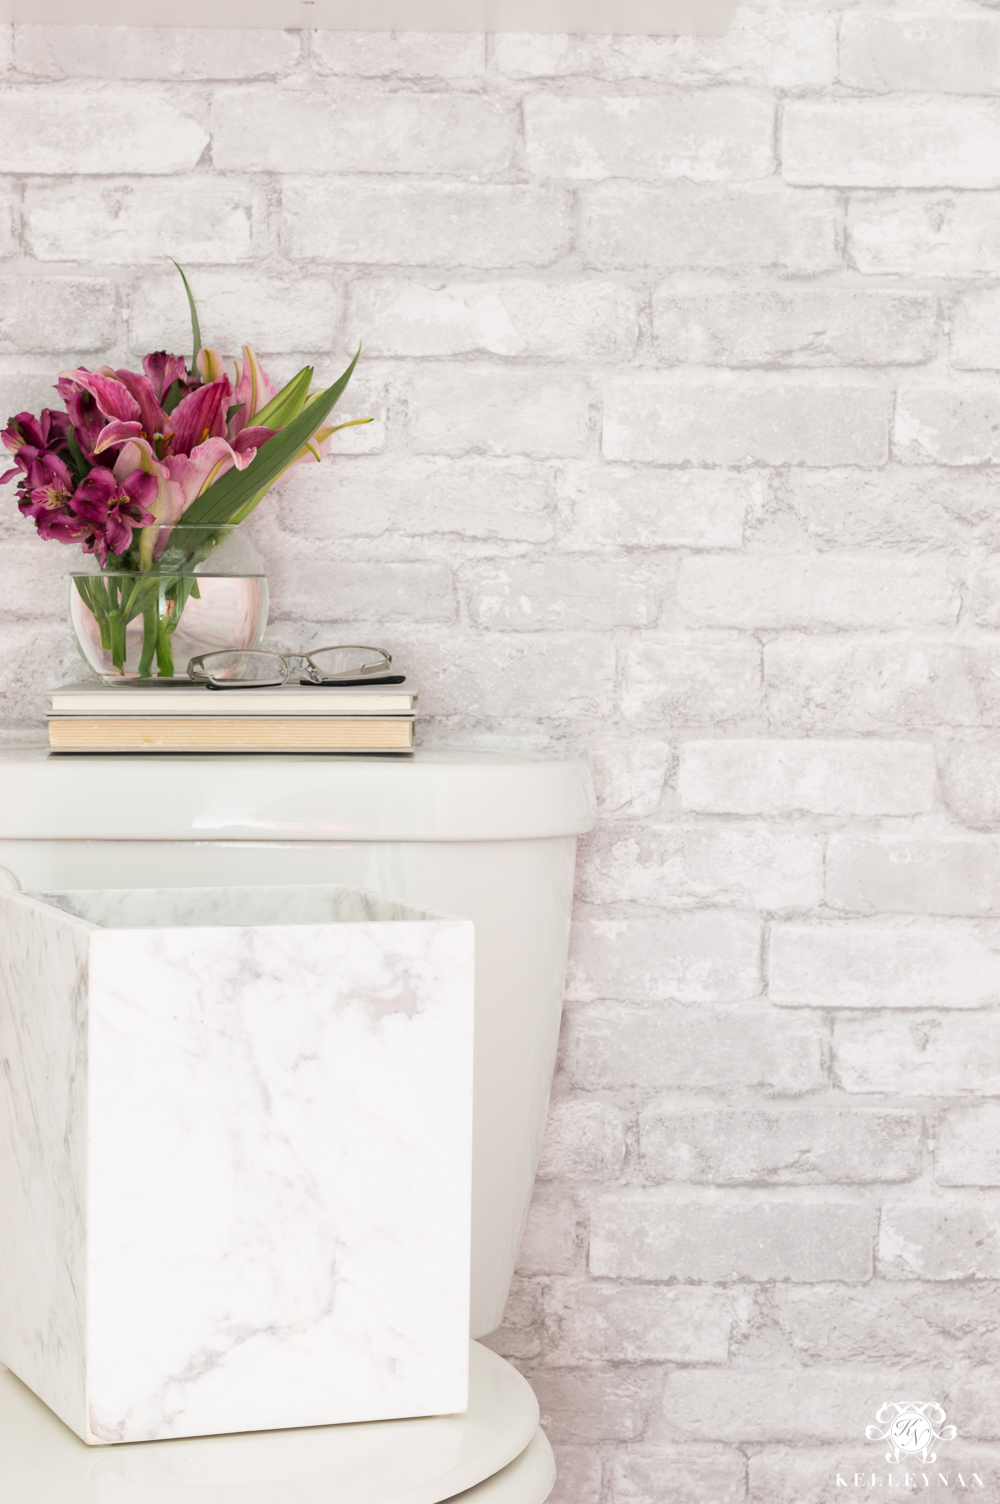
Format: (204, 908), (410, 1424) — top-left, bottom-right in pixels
(0, 747), (597, 842)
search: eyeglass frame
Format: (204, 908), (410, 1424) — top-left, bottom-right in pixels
(187, 644), (394, 689)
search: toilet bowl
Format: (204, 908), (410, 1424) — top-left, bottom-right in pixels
(0, 747), (595, 1502)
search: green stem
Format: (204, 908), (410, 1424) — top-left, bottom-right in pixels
(155, 609), (175, 678)
(109, 610), (127, 675)
(138, 603), (157, 679)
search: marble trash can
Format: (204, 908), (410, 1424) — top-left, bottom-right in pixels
(0, 883), (474, 1446)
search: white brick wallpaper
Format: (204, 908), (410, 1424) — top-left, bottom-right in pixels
(2, 7), (1000, 1500)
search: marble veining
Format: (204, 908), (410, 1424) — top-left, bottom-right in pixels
(0, 884), (474, 1445)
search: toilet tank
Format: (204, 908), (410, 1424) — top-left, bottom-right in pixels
(0, 748), (596, 1338)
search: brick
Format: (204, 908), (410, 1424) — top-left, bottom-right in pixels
(495, 7), (834, 89)
(525, 91), (773, 182)
(950, 1378), (1000, 1444)
(770, 921), (1000, 1011)
(550, 1284), (734, 1365)
(657, 1369), (942, 1445)
(603, 378), (890, 466)
(278, 455), (554, 547)
(584, 734), (673, 820)
(545, 1445), (602, 1504)
(563, 465), (751, 551)
(881, 1202), (1000, 1280)
(567, 1004), (825, 1095)
(896, 385), (1000, 465)
(25, 177), (260, 264)
(13, 24), (299, 77)
(0, 277), (115, 355)
(785, 100), (1000, 190)
(409, 367), (590, 458)
(267, 554), (456, 626)
(590, 1195), (874, 1282)
(767, 467), (1000, 551)
(827, 836), (1000, 917)
(284, 178), (572, 269)
(346, 278), (638, 361)
(0, 538), (78, 622)
(312, 30), (484, 78)
(611, 1446), (746, 1504)
(567, 907), (761, 1005)
(517, 1189), (581, 1276)
(213, 87), (514, 175)
(0, 85), (207, 173)
(583, 183), (839, 273)
(679, 554), (956, 630)
(951, 289), (1000, 371)
(406, 632), (617, 721)
(653, 288), (937, 368)
(942, 738), (1000, 827)
(620, 639), (762, 729)
(537, 1099), (628, 1182)
(840, 13), (1000, 95)
(0, 184), (14, 263)
(639, 1105), (922, 1185)
(484, 1278), (543, 1362)
(0, 621), (82, 734)
(578, 823), (823, 912)
(749, 1446), (1000, 1504)
(765, 638), (1000, 735)
(129, 269), (342, 358)
(527, 1367), (653, 1445)
(466, 558), (661, 632)
(678, 740), (936, 817)
(835, 1014), (1000, 1097)
(774, 1283), (1000, 1366)
(849, 192), (1000, 277)
(937, 1105), (1000, 1187)
(969, 556), (1000, 628)
(0, 371), (65, 436)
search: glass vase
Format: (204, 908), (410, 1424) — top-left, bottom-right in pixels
(69, 526), (268, 681)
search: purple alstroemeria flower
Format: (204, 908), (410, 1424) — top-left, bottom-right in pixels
(66, 467), (158, 566)
(27, 467), (158, 565)
(1, 409), (72, 491)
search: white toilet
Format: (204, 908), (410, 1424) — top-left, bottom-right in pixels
(0, 747), (595, 1503)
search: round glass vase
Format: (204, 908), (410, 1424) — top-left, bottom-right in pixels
(69, 525), (269, 681)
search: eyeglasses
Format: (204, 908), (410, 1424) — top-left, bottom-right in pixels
(187, 645), (399, 689)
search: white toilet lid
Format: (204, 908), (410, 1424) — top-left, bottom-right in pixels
(0, 1342), (540, 1504)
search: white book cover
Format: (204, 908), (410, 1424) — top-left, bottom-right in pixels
(49, 681), (417, 718)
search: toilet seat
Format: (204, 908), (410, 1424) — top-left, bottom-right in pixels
(0, 1342), (552, 1504)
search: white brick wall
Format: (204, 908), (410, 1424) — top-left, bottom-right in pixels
(2, 10), (998, 1500)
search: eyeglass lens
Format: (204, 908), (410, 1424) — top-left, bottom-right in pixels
(190, 651), (288, 684)
(305, 647), (391, 681)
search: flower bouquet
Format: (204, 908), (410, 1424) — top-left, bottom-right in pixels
(2, 265), (365, 678)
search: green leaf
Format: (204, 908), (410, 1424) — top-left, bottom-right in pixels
(225, 417), (373, 525)
(169, 258), (202, 373)
(180, 347), (361, 533)
(253, 366), (313, 430)
(162, 378), (186, 416)
(65, 427), (87, 481)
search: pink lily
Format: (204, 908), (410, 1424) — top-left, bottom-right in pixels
(163, 377), (232, 456)
(229, 345), (276, 436)
(195, 347), (228, 386)
(142, 352), (191, 404)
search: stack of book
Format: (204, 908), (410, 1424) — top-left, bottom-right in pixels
(47, 680), (417, 754)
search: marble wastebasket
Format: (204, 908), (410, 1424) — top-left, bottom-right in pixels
(0, 883), (474, 1446)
